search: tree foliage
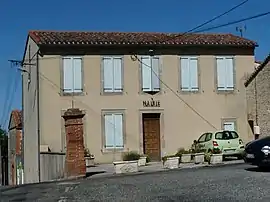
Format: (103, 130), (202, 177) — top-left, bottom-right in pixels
(0, 127), (8, 157)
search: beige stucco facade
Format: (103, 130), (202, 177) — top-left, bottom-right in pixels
(23, 38), (256, 168)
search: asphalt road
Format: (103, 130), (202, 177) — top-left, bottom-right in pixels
(1, 164), (270, 202)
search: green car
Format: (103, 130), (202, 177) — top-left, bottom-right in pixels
(197, 130), (245, 159)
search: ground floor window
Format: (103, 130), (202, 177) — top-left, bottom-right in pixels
(103, 113), (124, 149)
(222, 119), (237, 131)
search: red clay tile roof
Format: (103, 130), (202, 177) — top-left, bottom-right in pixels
(28, 30), (257, 47)
(10, 110), (22, 129)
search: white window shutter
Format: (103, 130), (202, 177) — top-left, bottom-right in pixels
(216, 58), (226, 90)
(103, 58), (114, 92)
(141, 57), (152, 91)
(73, 58), (82, 92)
(225, 58), (234, 90)
(180, 58), (190, 90)
(113, 114), (124, 148)
(151, 57), (160, 91)
(104, 114), (114, 148)
(189, 58), (198, 91)
(113, 58), (123, 92)
(224, 122), (235, 131)
(63, 58), (73, 92)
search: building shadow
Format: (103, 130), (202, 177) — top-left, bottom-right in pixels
(245, 166), (270, 173)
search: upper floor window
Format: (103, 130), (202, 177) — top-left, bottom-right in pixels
(102, 56), (123, 93)
(141, 56), (160, 93)
(180, 56), (199, 92)
(216, 56), (234, 91)
(63, 56), (83, 93)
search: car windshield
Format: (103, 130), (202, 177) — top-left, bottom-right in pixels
(215, 131), (239, 140)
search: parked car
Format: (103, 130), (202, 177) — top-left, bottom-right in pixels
(197, 131), (245, 159)
(244, 136), (270, 168)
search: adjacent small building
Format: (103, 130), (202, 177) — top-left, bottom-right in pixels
(8, 110), (23, 185)
(22, 30), (257, 183)
(245, 54), (270, 139)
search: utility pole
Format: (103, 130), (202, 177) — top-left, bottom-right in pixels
(236, 25), (247, 37)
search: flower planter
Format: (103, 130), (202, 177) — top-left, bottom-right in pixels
(163, 157), (180, 169)
(181, 154), (192, 163)
(113, 160), (139, 174)
(194, 153), (205, 164)
(210, 154), (223, 165)
(138, 156), (147, 166)
(85, 157), (95, 167)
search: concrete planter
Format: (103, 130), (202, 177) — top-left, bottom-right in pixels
(138, 156), (147, 166)
(164, 157), (180, 169)
(210, 154), (223, 165)
(85, 157), (95, 167)
(113, 161), (139, 174)
(181, 154), (192, 163)
(194, 153), (205, 164)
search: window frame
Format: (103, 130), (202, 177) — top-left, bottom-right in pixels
(101, 109), (126, 153)
(215, 56), (236, 94)
(139, 55), (162, 95)
(60, 56), (84, 96)
(198, 133), (207, 143)
(101, 56), (124, 95)
(179, 56), (200, 93)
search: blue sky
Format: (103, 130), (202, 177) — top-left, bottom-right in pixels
(0, 0), (269, 129)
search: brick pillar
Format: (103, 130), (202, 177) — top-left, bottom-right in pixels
(62, 108), (86, 178)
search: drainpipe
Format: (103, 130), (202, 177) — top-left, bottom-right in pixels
(254, 74), (259, 140)
(36, 51), (41, 182)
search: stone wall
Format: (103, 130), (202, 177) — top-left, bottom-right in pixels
(246, 63), (270, 137)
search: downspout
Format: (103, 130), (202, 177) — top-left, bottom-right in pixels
(254, 77), (258, 125)
(36, 51), (41, 182)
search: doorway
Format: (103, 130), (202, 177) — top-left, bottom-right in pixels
(142, 113), (161, 161)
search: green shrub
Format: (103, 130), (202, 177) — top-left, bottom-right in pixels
(212, 148), (222, 154)
(162, 155), (177, 163)
(122, 151), (141, 161)
(175, 148), (190, 157)
(146, 155), (150, 163)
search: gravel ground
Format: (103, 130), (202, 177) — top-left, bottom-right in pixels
(1, 164), (270, 202)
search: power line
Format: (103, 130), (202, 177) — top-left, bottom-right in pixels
(135, 55), (218, 130)
(0, 63), (17, 127)
(194, 11), (270, 33)
(3, 72), (20, 129)
(161, 0), (250, 43)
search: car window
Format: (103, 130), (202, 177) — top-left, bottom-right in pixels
(205, 133), (212, 141)
(231, 131), (239, 139)
(198, 134), (207, 143)
(215, 131), (238, 140)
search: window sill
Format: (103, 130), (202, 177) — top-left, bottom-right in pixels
(101, 91), (124, 96)
(216, 90), (236, 94)
(102, 147), (127, 154)
(178, 89), (200, 94)
(61, 92), (85, 96)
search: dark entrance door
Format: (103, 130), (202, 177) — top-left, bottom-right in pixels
(142, 113), (161, 161)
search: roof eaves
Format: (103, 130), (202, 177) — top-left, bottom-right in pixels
(244, 54), (270, 87)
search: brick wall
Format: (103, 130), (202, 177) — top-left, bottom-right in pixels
(15, 130), (22, 155)
(62, 108), (86, 178)
(246, 63), (270, 137)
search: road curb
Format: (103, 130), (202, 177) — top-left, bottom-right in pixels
(0, 175), (86, 192)
(1, 161), (245, 192)
(86, 161), (245, 181)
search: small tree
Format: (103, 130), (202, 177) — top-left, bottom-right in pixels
(0, 127), (8, 157)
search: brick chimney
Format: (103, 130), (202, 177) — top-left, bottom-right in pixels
(62, 108), (86, 178)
